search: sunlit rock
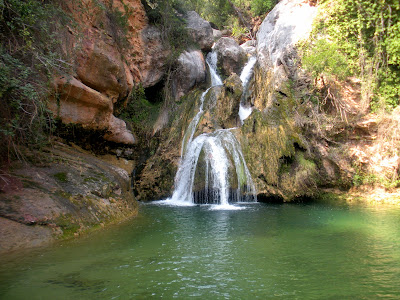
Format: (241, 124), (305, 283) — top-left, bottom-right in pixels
(172, 50), (207, 100)
(185, 11), (214, 51)
(214, 37), (247, 78)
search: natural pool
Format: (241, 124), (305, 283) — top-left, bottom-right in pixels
(1, 201), (400, 299)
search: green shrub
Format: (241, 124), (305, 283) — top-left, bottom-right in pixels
(118, 85), (161, 132)
(0, 0), (72, 165)
(250, 0), (275, 16)
(301, 39), (353, 81)
(306, 0), (400, 111)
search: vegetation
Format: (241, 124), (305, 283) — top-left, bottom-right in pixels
(302, 0), (400, 111)
(117, 85), (161, 132)
(0, 0), (71, 165)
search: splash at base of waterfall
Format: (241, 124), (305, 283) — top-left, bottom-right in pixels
(170, 130), (256, 206)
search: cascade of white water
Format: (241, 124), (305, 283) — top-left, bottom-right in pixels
(180, 52), (223, 156)
(169, 50), (257, 205)
(239, 56), (257, 124)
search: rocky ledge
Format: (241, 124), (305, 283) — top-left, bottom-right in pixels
(0, 141), (137, 253)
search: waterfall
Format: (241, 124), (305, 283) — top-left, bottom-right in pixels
(239, 56), (257, 124)
(180, 52), (223, 156)
(169, 50), (257, 206)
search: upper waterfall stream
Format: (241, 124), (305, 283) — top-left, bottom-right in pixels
(167, 51), (257, 206)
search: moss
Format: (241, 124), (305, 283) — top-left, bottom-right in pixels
(55, 214), (81, 239)
(53, 172), (68, 182)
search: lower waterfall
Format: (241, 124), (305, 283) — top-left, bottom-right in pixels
(168, 51), (257, 206)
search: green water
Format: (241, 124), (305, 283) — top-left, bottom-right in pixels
(1, 202), (400, 299)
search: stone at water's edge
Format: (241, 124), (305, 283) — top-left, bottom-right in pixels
(0, 142), (138, 254)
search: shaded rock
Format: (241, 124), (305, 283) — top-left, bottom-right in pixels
(214, 37), (247, 77)
(140, 25), (171, 87)
(185, 11), (214, 51)
(172, 50), (207, 100)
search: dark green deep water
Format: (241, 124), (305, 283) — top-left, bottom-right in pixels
(1, 201), (400, 299)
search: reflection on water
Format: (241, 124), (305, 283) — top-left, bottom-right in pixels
(1, 202), (400, 299)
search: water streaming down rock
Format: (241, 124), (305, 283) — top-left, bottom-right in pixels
(239, 56), (257, 124)
(170, 51), (256, 205)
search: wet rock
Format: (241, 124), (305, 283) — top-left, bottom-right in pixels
(215, 74), (242, 128)
(185, 11), (214, 51)
(172, 50), (207, 100)
(214, 37), (247, 77)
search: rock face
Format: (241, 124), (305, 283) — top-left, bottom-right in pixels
(186, 11), (214, 51)
(0, 142), (137, 253)
(256, 0), (317, 90)
(214, 37), (247, 77)
(238, 0), (321, 201)
(76, 40), (134, 102)
(172, 50), (207, 100)
(140, 25), (171, 88)
(51, 76), (135, 145)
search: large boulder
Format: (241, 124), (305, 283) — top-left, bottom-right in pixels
(185, 11), (214, 51)
(214, 37), (247, 77)
(172, 50), (207, 100)
(0, 142), (138, 253)
(257, 0), (317, 86)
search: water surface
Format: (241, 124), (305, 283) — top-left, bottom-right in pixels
(1, 201), (400, 299)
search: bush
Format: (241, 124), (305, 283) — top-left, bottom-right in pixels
(301, 39), (352, 82)
(0, 0), (72, 165)
(307, 0), (400, 111)
(250, 0), (275, 16)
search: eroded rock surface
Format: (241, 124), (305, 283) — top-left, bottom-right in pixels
(256, 0), (317, 91)
(0, 142), (137, 253)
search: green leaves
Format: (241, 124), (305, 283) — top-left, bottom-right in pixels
(0, 0), (71, 163)
(305, 0), (400, 111)
(302, 39), (352, 81)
